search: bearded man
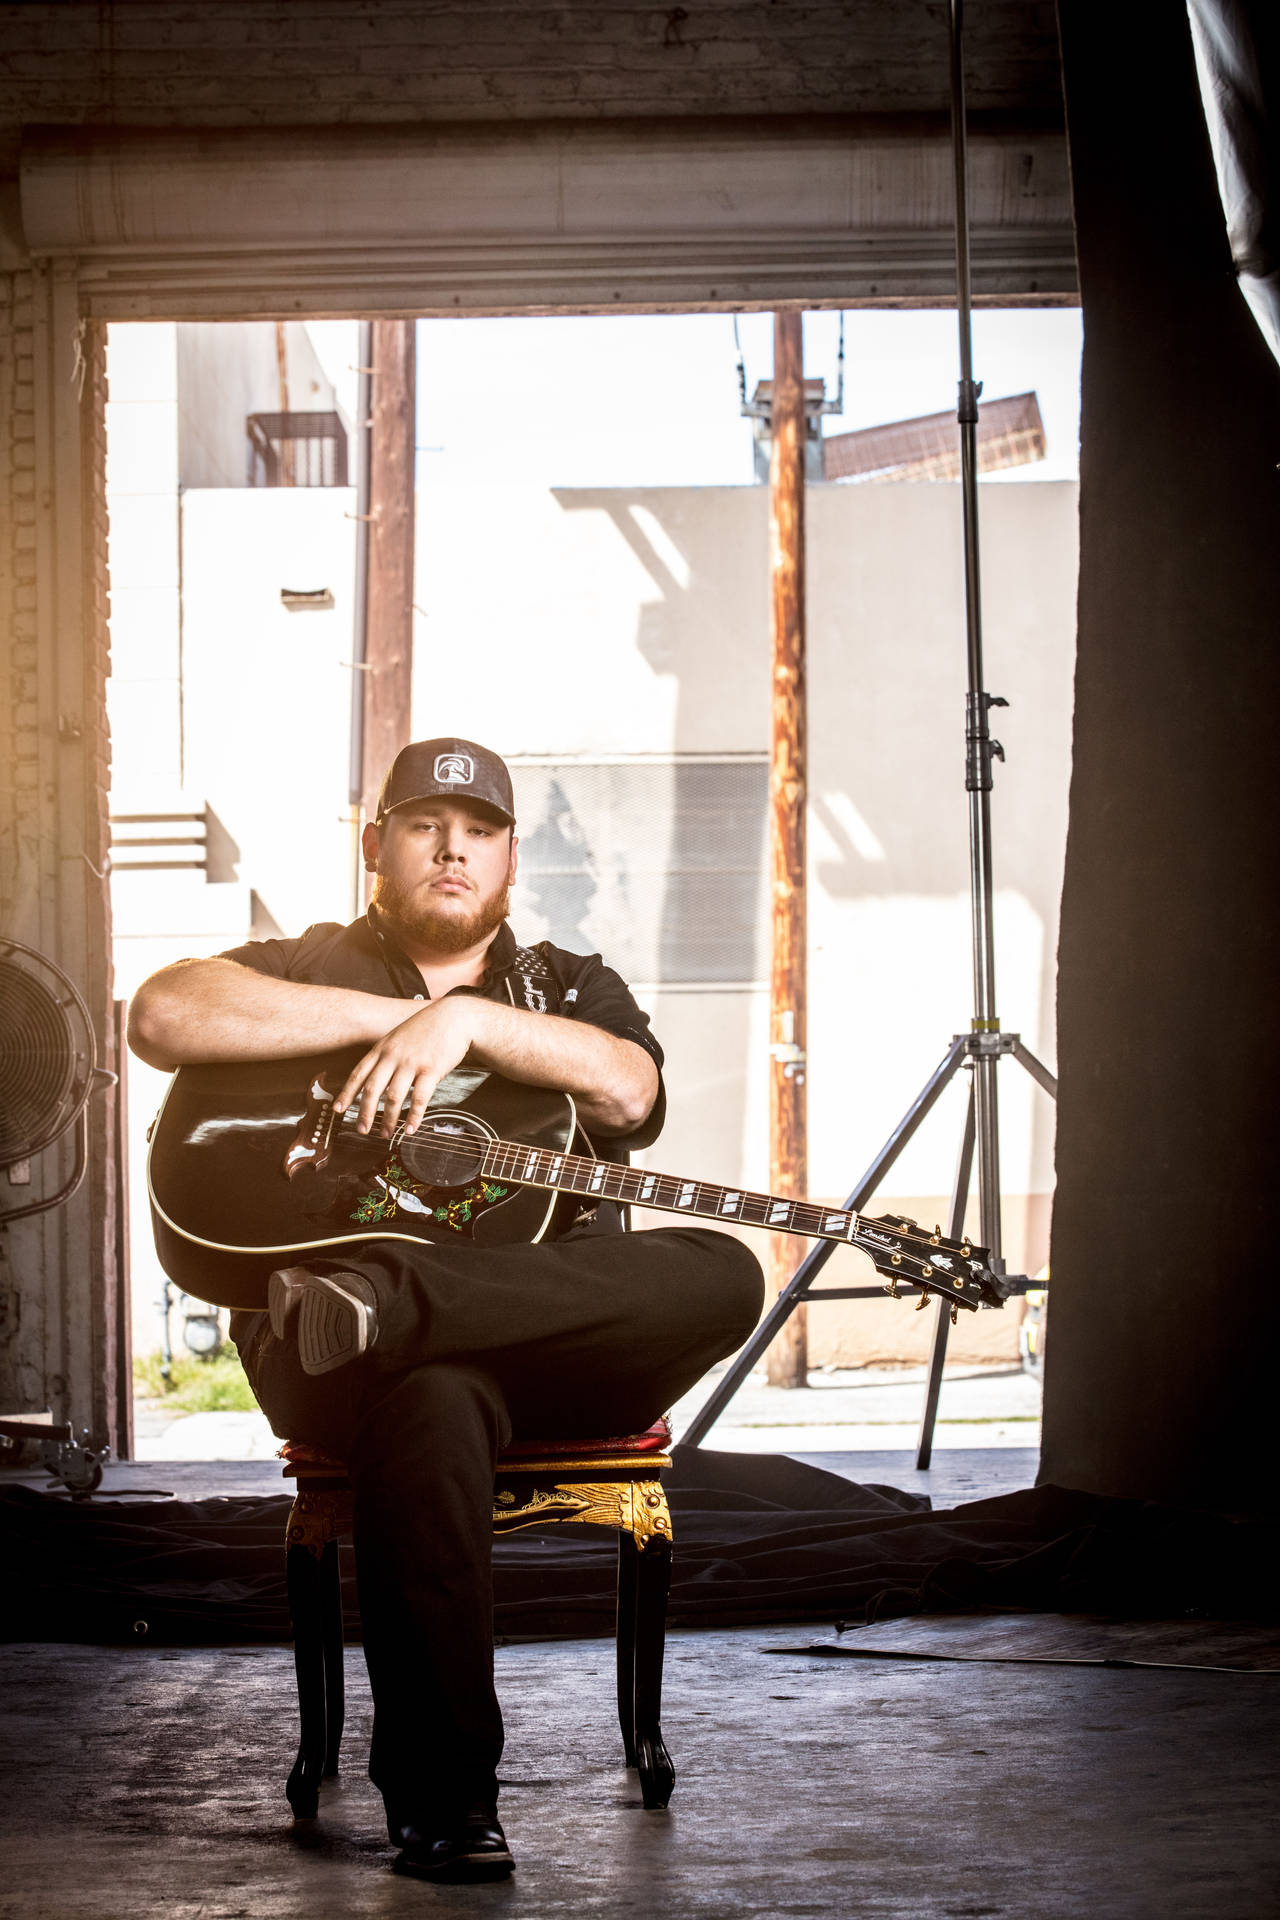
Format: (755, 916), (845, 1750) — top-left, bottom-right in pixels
(128, 737), (763, 1884)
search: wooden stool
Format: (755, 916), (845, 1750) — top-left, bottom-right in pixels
(280, 1419), (676, 1819)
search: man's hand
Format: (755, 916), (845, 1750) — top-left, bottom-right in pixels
(336, 996), (659, 1140)
(336, 996), (479, 1139)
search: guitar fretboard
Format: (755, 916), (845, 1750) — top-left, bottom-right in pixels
(480, 1139), (865, 1246)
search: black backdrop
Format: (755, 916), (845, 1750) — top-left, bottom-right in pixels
(1042, 1), (1280, 1509)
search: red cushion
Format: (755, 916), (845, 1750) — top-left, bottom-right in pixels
(279, 1440), (347, 1470)
(280, 1416), (671, 1475)
(499, 1418), (672, 1461)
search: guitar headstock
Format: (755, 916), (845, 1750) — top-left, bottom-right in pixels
(855, 1213), (1002, 1312)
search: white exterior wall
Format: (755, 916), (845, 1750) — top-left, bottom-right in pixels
(105, 325), (183, 791)
(177, 489), (358, 937)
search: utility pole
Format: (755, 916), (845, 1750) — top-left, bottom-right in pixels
(767, 309), (809, 1389)
(273, 322), (295, 487)
(360, 320), (417, 844)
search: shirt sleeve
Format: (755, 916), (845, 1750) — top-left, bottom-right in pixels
(215, 937), (298, 978)
(548, 948), (667, 1150)
(215, 922), (346, 982)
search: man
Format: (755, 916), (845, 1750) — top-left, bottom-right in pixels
(128, 737), (764, 1883)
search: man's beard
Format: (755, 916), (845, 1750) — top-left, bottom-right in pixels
(371, 872), (511, 956)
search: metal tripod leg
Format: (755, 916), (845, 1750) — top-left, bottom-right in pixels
(916, 1040), (1054, 1468)
(916, 1078), (976, 1469)
(1009, 1038), (1058, 1100)
(681, 1037), (969, 1448)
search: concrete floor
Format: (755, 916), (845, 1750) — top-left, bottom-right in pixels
(2, 1623), (1277, 1920)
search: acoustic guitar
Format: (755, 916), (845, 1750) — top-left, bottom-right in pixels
(147, 1050), (1000, 1312)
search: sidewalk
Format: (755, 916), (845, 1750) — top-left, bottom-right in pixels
(134, 1362), (1041, 1462)
(669, 1361), (1042, 1453)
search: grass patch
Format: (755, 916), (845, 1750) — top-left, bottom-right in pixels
(133, 1347), (257, 1414)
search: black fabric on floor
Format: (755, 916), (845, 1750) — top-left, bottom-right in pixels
(1, 1447), (1275, 1645)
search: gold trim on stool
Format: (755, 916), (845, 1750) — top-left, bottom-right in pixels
(285, 1467), (674, 1557)
(285, 1488), (350, 1558)
(491, 1477), (672, 1549)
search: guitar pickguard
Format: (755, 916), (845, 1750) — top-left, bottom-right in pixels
(350, 1155), (510, 1234)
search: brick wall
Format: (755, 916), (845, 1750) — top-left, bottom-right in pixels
(79, 319), (121, 1450)
(0, 264), (41, 1425)
(0, 0), (1064, 160)
(0, 287), (118, 1448)
(0, 269), (37, 937)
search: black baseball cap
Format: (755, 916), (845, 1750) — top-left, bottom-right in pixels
(375, 737), (516, 826)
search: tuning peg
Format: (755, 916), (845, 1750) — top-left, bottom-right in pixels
(950, 1304), (959, 1326)
(921, 1264), (933, 1279)
(890, 1252), (902, 1266)
(886, 1277), (900, 1300)
(915, 1290), (930, 1312)
(961, 1243), (972, 1259)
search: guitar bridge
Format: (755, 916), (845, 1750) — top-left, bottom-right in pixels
(284, 1076), (339, 1178)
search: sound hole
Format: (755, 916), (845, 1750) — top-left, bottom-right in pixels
(396, 1111), (487, 1189)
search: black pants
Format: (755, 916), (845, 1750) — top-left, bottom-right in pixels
(236, 1225), (763, 1829)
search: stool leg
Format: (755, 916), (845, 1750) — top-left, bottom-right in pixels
(615, 1532), (640, 1767)
(285, 1543), (328, 1819)
(320, 1537), (345, 1778)
(633, 1536), (675, 1810)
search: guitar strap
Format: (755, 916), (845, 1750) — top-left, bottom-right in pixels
(502, 942), (562, 1016)
(501, 943), (618, 1232)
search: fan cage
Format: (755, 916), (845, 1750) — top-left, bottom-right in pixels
(0, 942), (97, 1168)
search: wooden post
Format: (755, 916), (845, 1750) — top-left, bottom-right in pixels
(767, 309), (809, 1389)
(361, 320), (416, 833)
(273, 322), (295, 487)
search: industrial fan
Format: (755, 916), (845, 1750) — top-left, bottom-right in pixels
(0, 937), (113, 1223)
(0, 938), (116, 1494)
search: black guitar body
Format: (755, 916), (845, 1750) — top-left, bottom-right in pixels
(148, 1051), (578, 1309)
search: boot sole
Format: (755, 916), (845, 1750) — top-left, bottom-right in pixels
(296, 1276), (375, 1376)
(394, 1851), (514, 1882)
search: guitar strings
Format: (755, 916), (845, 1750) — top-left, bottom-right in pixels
(346, 1122), (978, 1268)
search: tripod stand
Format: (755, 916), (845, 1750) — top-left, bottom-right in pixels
(682, 0), (1058, 1465)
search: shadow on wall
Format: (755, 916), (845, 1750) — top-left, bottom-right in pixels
(519, 778), (599, 952)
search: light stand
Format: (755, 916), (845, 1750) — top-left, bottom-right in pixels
(683, 0), (1057, 1465)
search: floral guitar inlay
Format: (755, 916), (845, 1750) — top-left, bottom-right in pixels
(350, 1156), (509, 1231)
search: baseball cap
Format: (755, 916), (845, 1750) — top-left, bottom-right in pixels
(375, 738), (516, 826)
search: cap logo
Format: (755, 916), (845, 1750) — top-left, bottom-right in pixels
(434, 752), (474, 785)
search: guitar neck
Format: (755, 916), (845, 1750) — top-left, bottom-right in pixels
(480, 1137), (871, 1253)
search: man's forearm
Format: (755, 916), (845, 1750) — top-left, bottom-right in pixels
(129, 960), (659, 1137)
(127, 959), (415, 1070)
(463, 999), (658, 1135)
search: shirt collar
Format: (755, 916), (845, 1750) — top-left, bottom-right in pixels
(479, 919), (518, 983)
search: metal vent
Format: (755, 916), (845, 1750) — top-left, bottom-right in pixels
(109, 808), (208, 873)
(509, 757), (768, 987)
